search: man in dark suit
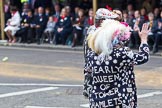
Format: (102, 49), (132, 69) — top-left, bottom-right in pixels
(33, 7), (47, 44)
(16, 10), (34, 43)
(129, 10), (145, 48)
(54, 8), (72, 45)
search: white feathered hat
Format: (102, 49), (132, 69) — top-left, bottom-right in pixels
(87, 19), (131, 56)
(95, 8), (118, 19)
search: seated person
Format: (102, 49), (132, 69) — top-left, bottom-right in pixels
(147, 12), (162, 53)
(42, 16), (56, 44)
(83, 9), (94, 39)
(32, 7), (48, 44)
(54, 8), (73, 45)
(16, 10), (34, 43)
(71, 9), (85, 47)
(129, 10), (145, 48)
(4, 7), (21, 43)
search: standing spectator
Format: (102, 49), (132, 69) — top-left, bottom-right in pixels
(74, 6), (80, 20)
(45, 8), (52, 18)
(4, 7), (21, 43)
(122, 10), (131, 25)
(71, 9), (85, 47)
(83, 9), (94, 37)
(79, 0), (91, 15)
(65, 6), (74, 21)
(4, 1), (11, 24)
(53, 4), (61, 22)
(142, 0), (153, 12)
(54, 8), (73, 45)
(33, 7), (48, 44)
(153, 7), (160, 20)
(42, 16), (56, 44)
(21, 2), (30, 18)
(127, 3), (134, 20)
(147, 12), (162, 53)
(140, 7), (148, 21)
(129, 10), (145, 48)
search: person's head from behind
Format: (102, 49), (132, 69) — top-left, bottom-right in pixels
(61, 8), (67, 17)
(88, 9), (94, 18)
(140, 7), (147, 16)
(54, 4), (60, 12)
(148, 12), (154, 21)
(134, 10), (140, 18)
(38, 7), (44, 15)
(78, 9), (84, 18)
(87, 19), (131, 55)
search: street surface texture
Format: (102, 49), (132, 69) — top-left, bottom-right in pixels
(0, 46), (162, 108)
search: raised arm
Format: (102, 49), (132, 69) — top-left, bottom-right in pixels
(126, 23), (150, 65)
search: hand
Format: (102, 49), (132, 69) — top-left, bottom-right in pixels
(36, 25), (40, 28)
(57, 28), (63, 32)
(24, 23), (29, 27)
(138, 23), (150, 43)
(158, 21), (162, 28)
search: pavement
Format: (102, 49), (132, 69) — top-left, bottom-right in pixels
(0, 42), (162, 56)
(0, 43), (162, 108)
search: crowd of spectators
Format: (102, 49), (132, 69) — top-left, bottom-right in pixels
(3, 0), (162, 53)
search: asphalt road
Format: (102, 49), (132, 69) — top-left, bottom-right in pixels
(0, 46), (162, 108)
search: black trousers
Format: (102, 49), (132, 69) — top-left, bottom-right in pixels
(148, 33), (162, 50)
(16, 27), (29, 42)
(27, 27), (35, 42)
(35, 27), (44, 42)
(55, 30), (70, 45)
(130, 31), (140, 47)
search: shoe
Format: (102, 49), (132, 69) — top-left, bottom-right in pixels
(12, 39), (16, 43)
(71, 43), (75, 47)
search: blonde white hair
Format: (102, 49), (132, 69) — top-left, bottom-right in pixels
(87, 19), (129, 56)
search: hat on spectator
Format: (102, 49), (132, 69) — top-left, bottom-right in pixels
(95, 8), (118, 20)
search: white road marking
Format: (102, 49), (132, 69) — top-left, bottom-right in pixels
(80, 104), (89, 107)
(0, 83), (82, 87)
(137, 91), (162, 98)
(0, 87), (58, 98)
(25, 106), (68, 108)
(80, 91), (162, 107)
